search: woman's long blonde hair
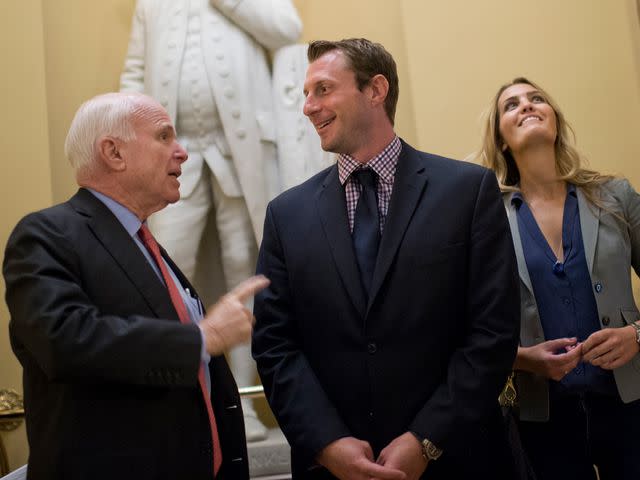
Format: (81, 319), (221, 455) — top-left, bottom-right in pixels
(476, 77), (613, 208)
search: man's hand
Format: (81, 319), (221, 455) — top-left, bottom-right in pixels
(582, 326), (640, 370)
(199, 275), (270, 356)
(375, 432), (426, 480)
(514, 338), (582, 381)
(316, 437), (406, 480)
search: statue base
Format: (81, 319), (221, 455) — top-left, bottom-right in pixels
(247, 427), (291, 479)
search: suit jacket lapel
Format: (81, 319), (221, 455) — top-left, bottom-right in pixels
(69, 189), (180, 322)
(162, 247), (205, 312)
(503, 192), (534, 295)
(577, 188), (599, 274)
(316, 167), (367, 316)
(368, 142), (428, 308)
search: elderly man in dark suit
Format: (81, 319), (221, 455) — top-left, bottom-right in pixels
(3, 92), (268, 480)
(253, 38), (521, 480)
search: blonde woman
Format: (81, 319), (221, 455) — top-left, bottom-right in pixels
(478, 77), (640, 480)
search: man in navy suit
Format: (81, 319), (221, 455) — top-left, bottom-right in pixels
(253, 39), (520, 479)
(3, 92), (268, 480)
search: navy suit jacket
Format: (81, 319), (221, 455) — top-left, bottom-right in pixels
(253, 141), (521, 478)
(3, 189), (248, 480)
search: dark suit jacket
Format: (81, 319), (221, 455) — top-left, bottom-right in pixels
(3, 189), (248, 480)
(253, 141), (520, 478)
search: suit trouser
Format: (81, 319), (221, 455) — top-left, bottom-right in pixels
(148, 165), (258, 392)
(518, 391), (640, 480)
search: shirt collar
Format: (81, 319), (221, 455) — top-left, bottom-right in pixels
(511, 190), (524, 208)
(88, 189), (143, 237)
(337, 136), (401, 186)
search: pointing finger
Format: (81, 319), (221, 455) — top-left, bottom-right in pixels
(230, 275), (270, 303)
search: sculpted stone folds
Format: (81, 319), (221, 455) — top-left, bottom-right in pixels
(120, 0), (302, 441)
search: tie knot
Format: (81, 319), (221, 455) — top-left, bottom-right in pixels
(353, 168), (377, 190)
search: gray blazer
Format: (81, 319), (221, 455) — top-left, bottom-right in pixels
(504, 178), (640, 421)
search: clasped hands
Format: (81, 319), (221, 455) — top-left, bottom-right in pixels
(199, 275), (270, 356)
(317, 432), (426, 480)
(516, 324), (640, 381)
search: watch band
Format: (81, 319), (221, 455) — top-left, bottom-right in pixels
(420, 438), (443, 461)
(629, 322), (640, 345)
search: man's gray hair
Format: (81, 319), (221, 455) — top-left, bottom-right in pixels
(64, 92), (141, 174)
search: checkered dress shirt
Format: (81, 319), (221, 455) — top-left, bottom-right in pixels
(337, 136), (401, 233)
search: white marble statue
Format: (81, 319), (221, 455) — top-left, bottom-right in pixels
(120, 0), (302, 442)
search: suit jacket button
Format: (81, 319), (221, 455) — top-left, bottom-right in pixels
(594, 282), (603, 293)
(367, 343), (377, 354)
(602, 316), (610, 326)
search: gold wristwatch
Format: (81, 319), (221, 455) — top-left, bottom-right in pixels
(629, 322), (640, 345)
(419, 438), (442, 462)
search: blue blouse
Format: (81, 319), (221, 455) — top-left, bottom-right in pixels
(513, 184), (616, 396)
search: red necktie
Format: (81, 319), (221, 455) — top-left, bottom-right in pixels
(138, 224), (222, 477)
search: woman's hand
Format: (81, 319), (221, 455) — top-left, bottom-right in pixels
(514, 338), (582, 381)
(582, 326), (640, 370)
